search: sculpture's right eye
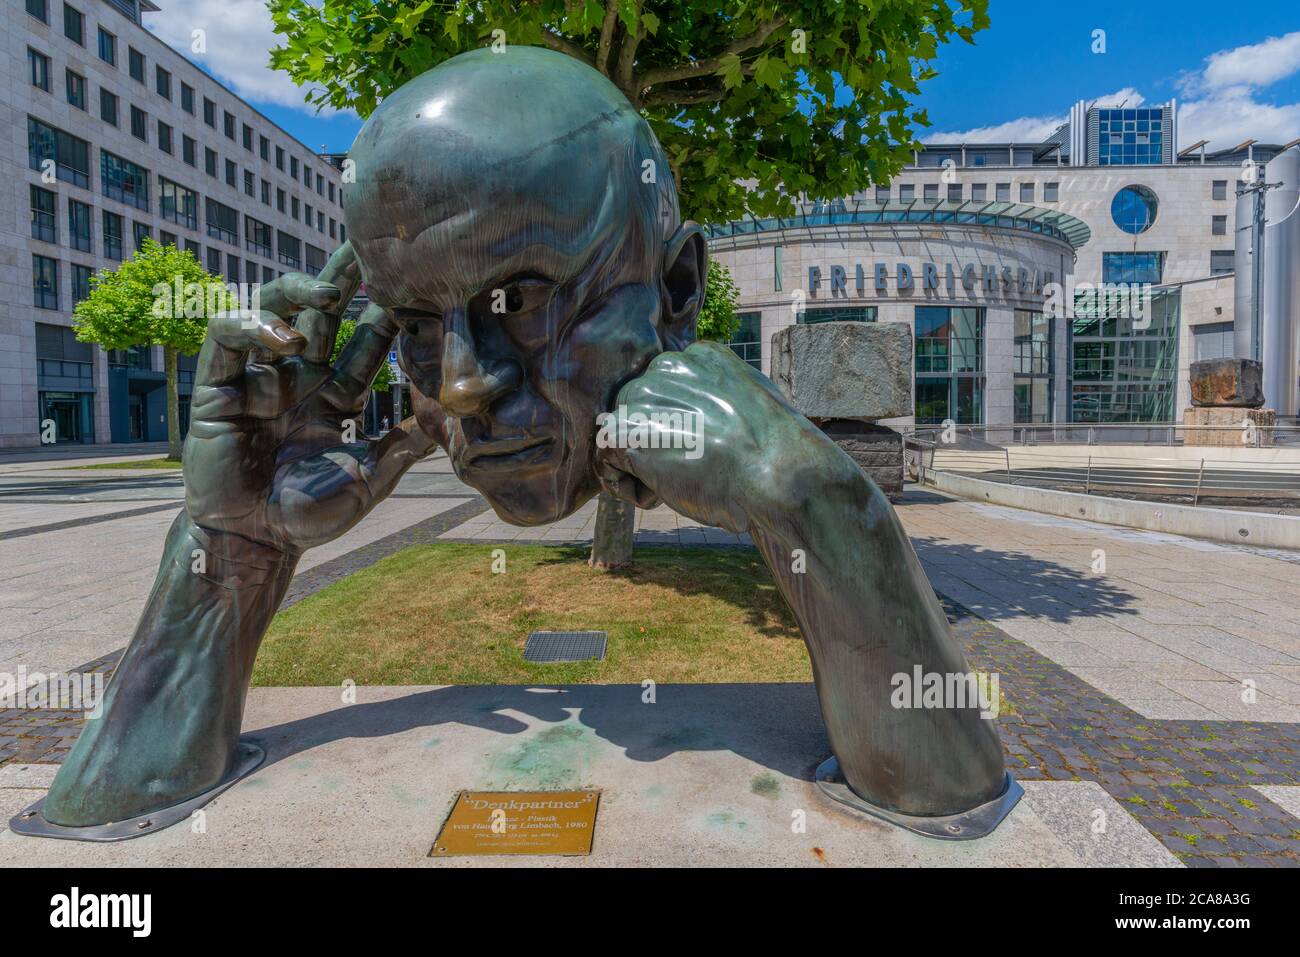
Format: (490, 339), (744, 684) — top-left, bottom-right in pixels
(393, 309), (442, 339)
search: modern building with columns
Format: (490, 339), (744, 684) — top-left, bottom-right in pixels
(710, 98), (1297, 427)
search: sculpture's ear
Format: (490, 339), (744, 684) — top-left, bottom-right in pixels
(659, 221), (707, 352)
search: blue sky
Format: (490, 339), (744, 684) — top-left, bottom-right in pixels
(146, 0), (1300, 154)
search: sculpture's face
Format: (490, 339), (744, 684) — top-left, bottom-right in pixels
(346, 48), (703, 525)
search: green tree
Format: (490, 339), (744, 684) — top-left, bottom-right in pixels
(332, 317), (395, 393)
(696, 261), (740, 343)
(73, 239), (231, 460)
(269, 0), (988, 226)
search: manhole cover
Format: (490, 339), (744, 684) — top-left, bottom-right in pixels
(523, 631), (607, 663)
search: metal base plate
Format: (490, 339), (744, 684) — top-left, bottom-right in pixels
(8, 741), (265, 842)
(815, 757), (1023, 841)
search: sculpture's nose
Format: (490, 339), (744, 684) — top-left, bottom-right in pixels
(438, 307), (522, 417)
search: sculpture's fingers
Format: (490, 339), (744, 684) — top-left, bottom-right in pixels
(295, 242), (363, 363)
(363, 416), (443, 502)
(325, 304), (401, 407)
(195, 311), (307, 389)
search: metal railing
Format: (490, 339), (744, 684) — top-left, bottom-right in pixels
(907, 421), (1300, 448)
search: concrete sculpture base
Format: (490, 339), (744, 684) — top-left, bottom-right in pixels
(1183, 406), (1275, 447)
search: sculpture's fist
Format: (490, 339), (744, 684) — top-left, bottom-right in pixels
(595, 341), (847, 533)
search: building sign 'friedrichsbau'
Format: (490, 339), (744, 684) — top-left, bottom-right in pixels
(808, 262), (1056, 299)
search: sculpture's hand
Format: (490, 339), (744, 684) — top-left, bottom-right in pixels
(594, 340), (843, 531)
(184, 242), (438, 553)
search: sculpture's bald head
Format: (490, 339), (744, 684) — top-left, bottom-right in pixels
(345, 47), (706, 525)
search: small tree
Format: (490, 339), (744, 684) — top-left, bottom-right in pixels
(696, 261), (741, 343)
(73, 239), (230, 460)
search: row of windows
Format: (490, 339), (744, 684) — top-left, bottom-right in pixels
(24, 4), (343, 210)
(875, 181), (1061, 204)
(28, 118), (345, 256)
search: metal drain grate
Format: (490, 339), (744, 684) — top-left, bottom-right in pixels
(523, 631), (608, 663)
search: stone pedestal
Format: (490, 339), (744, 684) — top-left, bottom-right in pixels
(1182, 406), (1275, 447)
(819, 420), (904, 500)
(1190, 357), (1264, 408)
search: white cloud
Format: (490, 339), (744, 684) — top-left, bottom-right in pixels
(925, 89), (1144, 143)
(143, 0), (348, 117)
(1198, 31), (1300, 92)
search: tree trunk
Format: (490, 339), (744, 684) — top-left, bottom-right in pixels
(589, 491), (635, 569)
(164, 345), (182, 461)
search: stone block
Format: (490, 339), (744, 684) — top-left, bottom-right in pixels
(821, 420), (904, 500)
(1182, 406), (1275, 447)
(1190, 357), (1264, 408)
(770, 321), (912, 421)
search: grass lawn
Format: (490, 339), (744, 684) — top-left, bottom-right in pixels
(65, 458), (182, 469)
(254, 543), (810, 686)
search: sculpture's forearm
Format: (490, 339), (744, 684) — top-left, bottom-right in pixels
(41, 512), (297, 827)
(744, 446), (1006, 816)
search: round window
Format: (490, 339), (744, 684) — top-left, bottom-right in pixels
(1111, 185), (1158, 234)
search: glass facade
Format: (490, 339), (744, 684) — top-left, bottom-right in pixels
(1111, 185), (1158, 234)
(1013, 310), (1053, 423)
(1097, 108), (1164, 165)
(797, 306), (877, 324)
(1103, 251), (1165, 285)
(915, 306), (985, 424)
(727, 311), (762, 370)
(1069, 287), (1180, 422)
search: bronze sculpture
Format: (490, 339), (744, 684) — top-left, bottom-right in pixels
(15, 47), (1018, 842)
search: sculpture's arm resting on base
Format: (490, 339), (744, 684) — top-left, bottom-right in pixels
(41, 511), (298, 827)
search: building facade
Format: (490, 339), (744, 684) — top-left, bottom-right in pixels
(3, 0), (347, 447)
(711, 98), (1296, 427)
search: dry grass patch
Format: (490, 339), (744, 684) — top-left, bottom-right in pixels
(254, 543), (809, 686)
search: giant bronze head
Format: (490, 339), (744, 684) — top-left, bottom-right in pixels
(345, 47), (707, 525)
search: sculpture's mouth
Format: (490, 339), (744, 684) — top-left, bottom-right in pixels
(461, 435), (555, 471)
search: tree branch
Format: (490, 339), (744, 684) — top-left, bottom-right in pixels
(594, 2), (620, 75)
(636, 15), (788, 91)
(642, 86), (728, 108)
(538, 29), (595, 67)
(615, 1), (644, 93)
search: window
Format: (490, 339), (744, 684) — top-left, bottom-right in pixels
(947, 183), (962, 201)
(243, 124), (253, 151)
(1102, 251), (1164, 285)
(98, 27), (116, 66)
(1212, 180), (1228, 201)
(64, 4), (84, 43)
(128, 47), (145, 84)
(31, 186), (57, 243)
(798, 307), (877, 325)
(130, 105), (147, 141)
(915, 306), (985, 425)
(72, 263), (92, 304)
(159, 230), (176, 247)
(1194, 321), (1234, 361)
(223, 111), (235, 140)
(181, 83), (194, 114)
(33, 255), (60, 310)
(1212, 215), (1227, 236)
(28, 0), (48, 22)
(245, 259), (258, 285)
(261, 179), (271, 205)
(225, 159), (237, 188)
(133, 221), (151, 251)
(66, 69), (86, 109)
(1096, 107), (1165, 166)
(1070, 287), (1179, 422)
(156, 66), (171, 99)
(305, 243), (327, 274)
(158, 121), (173, 154)
(276, 188), (286, 213)
(100, 88), (118, 125)
(290, 156), (299, 178)
(160, 178), (198, 229)
(182, 135), (196, 167)
(328, 182), (335, 203)
(228, 253), (241, 280)
(317, 210), (324, 232)
(27, 117), (90, 188)
(970, 183), (987, 202)
(259, 135), (269, 161)
(101, 150), (150, 210)
(205, 147), (217, 177)
(244, 170), (255, 197)
(328, 217), (336, 239)
(291, 196), (300, 220)
(102, 210), (123, 260)
(68, 199), (92, 252)
(923, 183), (938, 202)
(263, 266), (274, 284)
(203, 97), (215, 127)
(898, 184), (915, 202)
(1210, 250), (1235, 275)
(207, 247), (222, 275)
(726, 312), (763, 370)
(873, 185), (890, 203)
(1019, 182), (1035, 202)
(305, 203), (314, 227)
(1111, 185), (1158, 234)
(995, 182), (1010, 202)
(205, 197), (238, 245)
(245, 216), (272, 257)
(1013, 310), (1053, 423)
(275, 145), (284, 170)
(1044, 182), (1059, 202)
(277, 230), (301, 268)
(29, 48), (52, 92)
(184, 239), (200, 259)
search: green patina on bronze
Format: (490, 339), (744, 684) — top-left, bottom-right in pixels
(40, 47), (1006, 832)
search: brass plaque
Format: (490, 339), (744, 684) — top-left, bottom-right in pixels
(430, 790), (601, 857)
